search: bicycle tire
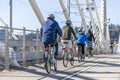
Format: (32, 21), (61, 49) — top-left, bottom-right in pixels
(63, 51), (69, 67)
(78, 50), (81, 63)
(89, 49), (93, 57)
(45, 57), (51, 73)
(70, 56), (74, 66)
(54, 60), (57, 71)
(81, 53), (85, 61)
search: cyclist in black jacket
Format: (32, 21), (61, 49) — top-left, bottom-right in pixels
(87, 29), (95, 42)
(86, 29), (95, 50)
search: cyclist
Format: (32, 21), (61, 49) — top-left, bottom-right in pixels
(40, 13), (62, 59)
(61, 20), (76, 60)
(76, 28), (87, 59)
(86, 28), (95, 55)
(109, 41), (114, 53)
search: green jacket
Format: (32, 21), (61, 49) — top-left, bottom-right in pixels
(62, 25), (76, 40)
(109, 43), (114, 47)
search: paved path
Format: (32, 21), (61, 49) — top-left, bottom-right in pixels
(0, 54), (120, 80)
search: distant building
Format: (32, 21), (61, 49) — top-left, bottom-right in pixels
(0, 29), (5, 40)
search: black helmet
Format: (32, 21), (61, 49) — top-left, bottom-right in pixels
(66, 20), (72, 24)
(88, 28), (91, 33)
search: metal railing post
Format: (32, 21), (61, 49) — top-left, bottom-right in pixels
(22, 27), (26, 67)
(36, 29), (39, 64)
(5, 27), (10, 71)
(75, 0), (88, 33)
(85, 0), (101, 52)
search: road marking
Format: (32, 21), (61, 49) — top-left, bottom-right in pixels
(61, 58), (102, 80)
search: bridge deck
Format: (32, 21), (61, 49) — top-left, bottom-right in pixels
(0, 54), (120, 80)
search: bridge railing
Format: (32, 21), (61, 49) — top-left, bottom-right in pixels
(0, 26), (43, 71)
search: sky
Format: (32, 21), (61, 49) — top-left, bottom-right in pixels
(0, 0), (120, 31)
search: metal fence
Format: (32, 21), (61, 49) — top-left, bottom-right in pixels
(0, 26), (43, 71)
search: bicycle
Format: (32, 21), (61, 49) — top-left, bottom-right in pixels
(87, 41), (93, 57)
(44, 43), (57, 73)
(61, 42), (74, 67)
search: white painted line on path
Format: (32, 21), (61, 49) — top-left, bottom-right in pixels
(61, 58), (102, 80)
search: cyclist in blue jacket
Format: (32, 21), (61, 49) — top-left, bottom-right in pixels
(76, 28), (87, 58)
(40, 14), (62, 58)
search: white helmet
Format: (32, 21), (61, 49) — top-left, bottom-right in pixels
(78, 27), (83, 32)
(48, 13), (55, 19)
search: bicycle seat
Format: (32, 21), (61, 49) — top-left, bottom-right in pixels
(63, 42), (68, 44)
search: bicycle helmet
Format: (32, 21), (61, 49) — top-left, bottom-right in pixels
(78, 27), (83, 32)
(66, 20), (72, 24)
(47, 13), (55, 19)
(88, 28), (91, 33)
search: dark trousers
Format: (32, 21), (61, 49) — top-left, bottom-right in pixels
(110, 46), (113, 53)
(54, 42), (58, 56)
(77, 43), (85, 55)
(44, 41), (58, 57)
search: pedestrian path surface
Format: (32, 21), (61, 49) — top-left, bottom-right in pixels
(0, 54), (120, 80)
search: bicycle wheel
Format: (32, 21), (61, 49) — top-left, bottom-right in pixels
(111, 49), (113, 54)
(63, 51), (69, 67)
(89, 49), (93, 57)
(54, 60), (57, 71)
(70, 56), (74, 66)
(45, 55), (51, 73)
(78, 50), (81, 63)
(81, 53), (85, 61)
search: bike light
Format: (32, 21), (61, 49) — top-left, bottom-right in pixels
(44, 48), (48, 52)
(62, 47), (66, 50)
